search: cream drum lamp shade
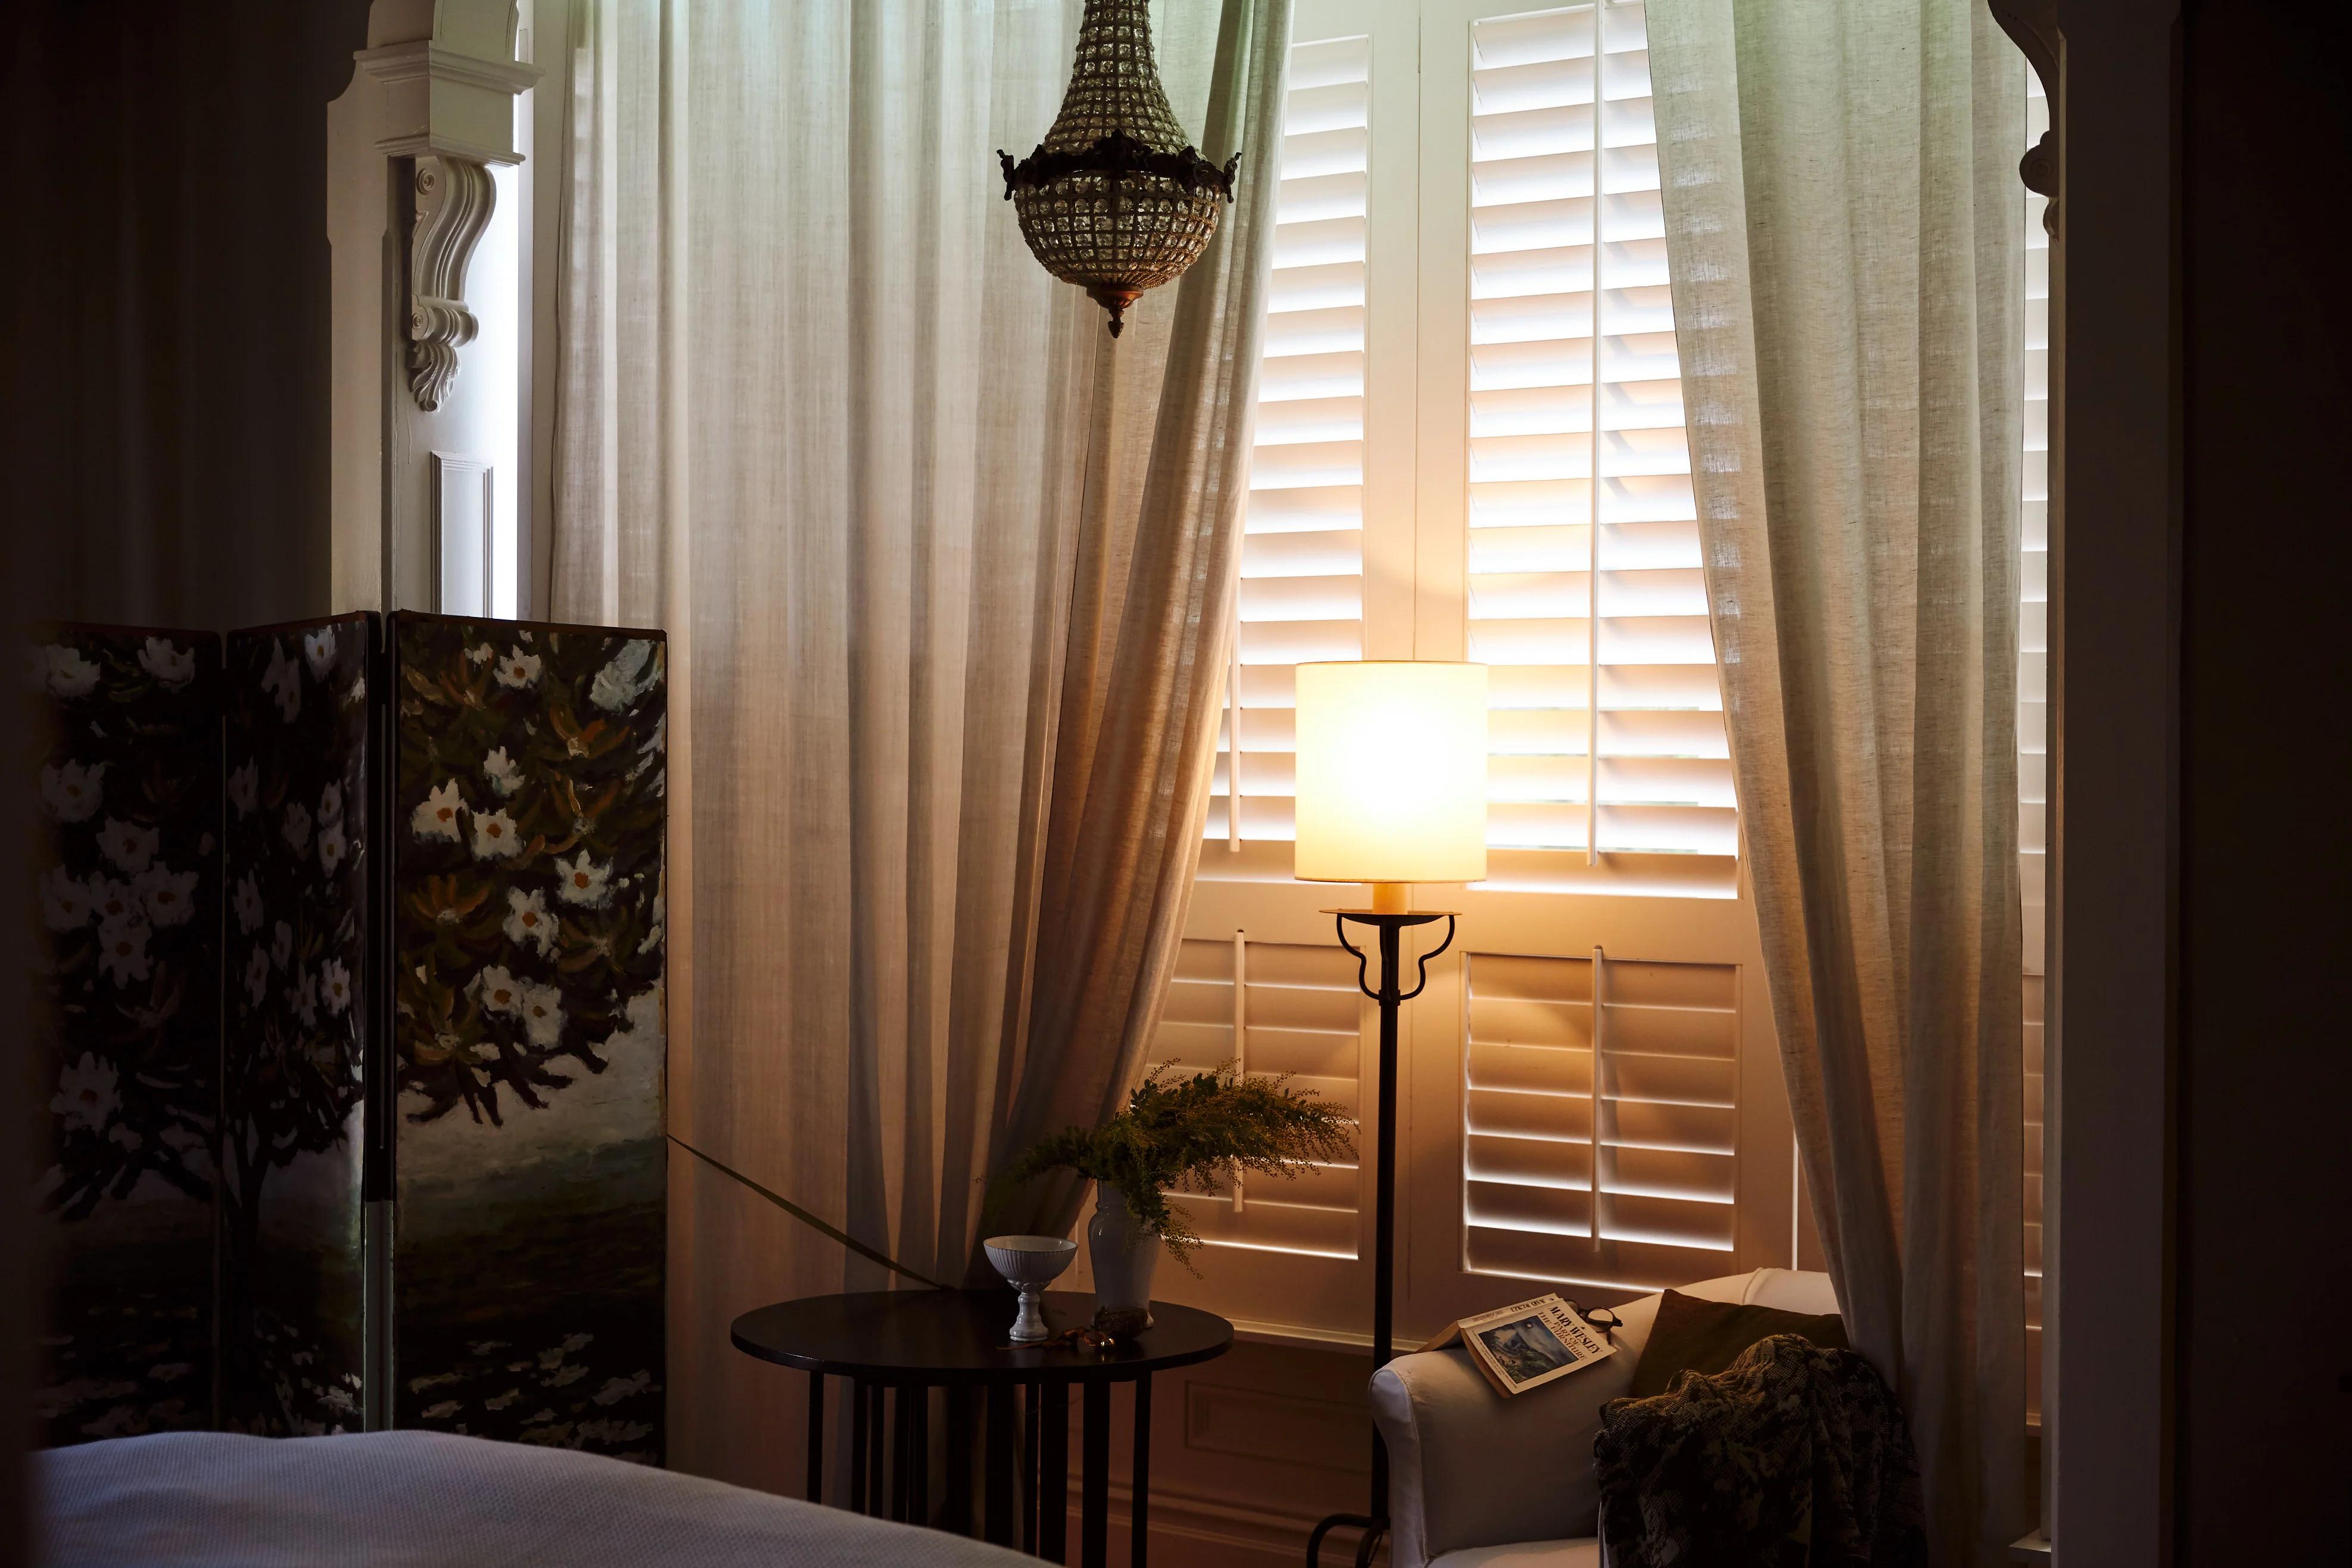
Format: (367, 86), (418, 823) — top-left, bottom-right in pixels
(1293, 661), (1490, 891)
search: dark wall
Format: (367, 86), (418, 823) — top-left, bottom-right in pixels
(3, 0), (371, 632)
(3, 5), (370, 1561)
(2177, 2), (2352, 1560)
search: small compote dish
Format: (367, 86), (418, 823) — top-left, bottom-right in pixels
(983, 1234), (1078, 1345)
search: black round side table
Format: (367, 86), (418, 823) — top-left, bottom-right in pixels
(731, 1289), (1232, 1567)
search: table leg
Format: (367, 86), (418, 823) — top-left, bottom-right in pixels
(908, 1385), (931, 1525)
(849, 1377), (868, 1514)
(944, 1386), (974, 1536)
(985, 1383), (1017, 1546)
(1040, 1382), (1069, 1563)
(867, 1382), (886, 1517)
(806, 1372), (825, 1504)
(1081, 1379), (1110, 1568)
(891, 1385), (912, 1523)
(1130, 1374), (1151, 1568)
(1023, 1381), (1042, 1554)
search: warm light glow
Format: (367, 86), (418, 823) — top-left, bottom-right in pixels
(1294, 662), (1489, 886)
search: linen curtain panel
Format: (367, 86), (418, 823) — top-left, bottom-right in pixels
(552, 0), (1289, 1488)
(1646, 2), (2027, 1561)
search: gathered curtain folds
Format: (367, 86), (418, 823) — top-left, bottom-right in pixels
(552, 0), (1291, 1487)
(1646, 2), (2028, 1562)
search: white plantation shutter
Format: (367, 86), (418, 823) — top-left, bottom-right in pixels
(1465, 3), (1737, 893)
(1463, 949), (1742, 1292)
(1211, 35), (1373, 847)
(1154, 937), (1365, 1258)
(2021, 64), (2050, 1422)
(1167, 1), (1796, 1341)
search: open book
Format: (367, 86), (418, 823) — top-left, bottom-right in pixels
(1419, 1293), (1617, 1397)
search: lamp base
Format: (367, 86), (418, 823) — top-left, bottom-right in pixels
(1367, 881), (1410, 915)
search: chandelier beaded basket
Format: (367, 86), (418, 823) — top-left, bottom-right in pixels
(998, 0), (1240, 336)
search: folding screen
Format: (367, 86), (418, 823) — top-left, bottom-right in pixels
(29, 611), (665, 1464)
(31, 627), (222, 1445)
(219, 614), (376, 1435)
(386, 613), (667, 1461)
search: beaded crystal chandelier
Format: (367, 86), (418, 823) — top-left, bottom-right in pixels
(998, 0), (1239, 337)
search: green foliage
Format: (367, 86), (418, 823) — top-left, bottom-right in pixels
(991, 1063), (1355, 1270)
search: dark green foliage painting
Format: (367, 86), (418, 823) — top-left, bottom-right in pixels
(29, 626), (220, 1445)
(388, 613), (666, 1463)
(220, 615), (373, 1435)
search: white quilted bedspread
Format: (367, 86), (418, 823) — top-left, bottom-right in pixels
(38, 1430), (1034, 1567)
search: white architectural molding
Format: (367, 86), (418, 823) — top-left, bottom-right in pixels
(331, 0), (537, 615)
(355, 40), (539, 165)
(406, 155), (495, 410)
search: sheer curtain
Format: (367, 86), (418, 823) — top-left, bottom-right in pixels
(552, 0), (1289, 1488)
(1647, 1), (2027, 1561)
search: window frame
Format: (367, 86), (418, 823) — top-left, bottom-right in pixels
(1151, 0), (1804, 1348)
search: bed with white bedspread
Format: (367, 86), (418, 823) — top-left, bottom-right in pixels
(38, 1430), (1032, 1567)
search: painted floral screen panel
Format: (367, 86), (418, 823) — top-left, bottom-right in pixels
(30, 626), (222, 1445)
(388, 613), (666, 1463)
(220, 614), (375, 1435)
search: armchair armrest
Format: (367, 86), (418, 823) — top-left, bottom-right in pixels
(1367, 1344), (1636, 1568)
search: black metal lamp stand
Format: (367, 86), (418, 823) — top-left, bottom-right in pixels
(1305, 906), (1457, 1568)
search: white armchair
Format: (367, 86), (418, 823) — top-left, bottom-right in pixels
(1367, 1268), (1842, 1568)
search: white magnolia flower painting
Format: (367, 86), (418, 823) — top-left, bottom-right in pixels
(219, 616), (374, 1437)
(475, 965), (525, 1017)
(33, 628), (223, 1448)
(470, 808), (522, 861)
(96, 914), (153, 987)
(317, 822), (348, 876)
(503, 887), (557, 955)
(41, 865), (96, 931)
(321, 959), (353, 1017)
(139, 637), (197, 688)
(52, 1054), (120, 1134)
(303, 626), (339, 681)
(42, 644), (101, 699)
(389, 616), (668, 1460)
(553, 852), (612, 908)
(136, 865), (200, 928)
(228, 758), (258, 816)
(260, 639), (301, 722)
(41, 759), (105, 822)
(233, 872), (264, 934)
(96, 816), (159, 875)
(413, 781), (466, 842)
(493, 649), (543, 690)
(482, 747), (522, 797)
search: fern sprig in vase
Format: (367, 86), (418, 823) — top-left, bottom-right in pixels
(992, 1062), (1355, 1335)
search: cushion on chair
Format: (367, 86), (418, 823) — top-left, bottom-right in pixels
(1602, 1267), (1840, 1366)
(1625, 1289), (1849, 1396)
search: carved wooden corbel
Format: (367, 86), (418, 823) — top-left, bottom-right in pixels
(406, 154), (497, 412)
(1987, 0), (2061, 234)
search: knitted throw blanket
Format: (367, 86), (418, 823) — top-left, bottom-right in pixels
(1594, 1334), (1928, 1568)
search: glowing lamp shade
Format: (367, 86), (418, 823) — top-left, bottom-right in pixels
(1293, 661), (1489, 890)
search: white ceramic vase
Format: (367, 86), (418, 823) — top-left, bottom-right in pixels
(1086, 1182), (1160, 1336)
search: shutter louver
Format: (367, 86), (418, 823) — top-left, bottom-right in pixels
(2021, 64), (2050, 1424)
(1210, 36), (1373, 847)
(1466, 4), (1737, 894)
(2020, 67), (2050, 971)
(1463, 948), (1741, 1295)
(1154, 936), (1364, 1259)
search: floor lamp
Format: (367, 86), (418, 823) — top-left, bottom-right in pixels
(1290, 662), (1489, 1568)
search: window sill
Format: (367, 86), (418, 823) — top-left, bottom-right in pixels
(1228, 1316), (1377, 1355)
